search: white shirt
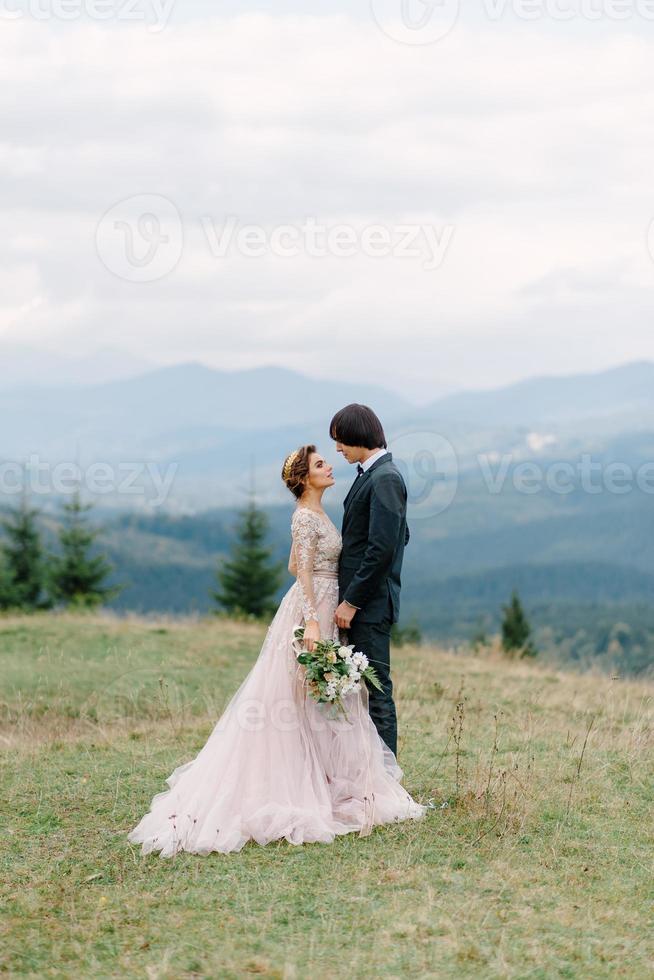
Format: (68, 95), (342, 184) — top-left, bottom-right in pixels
(360, 447), (388, 473)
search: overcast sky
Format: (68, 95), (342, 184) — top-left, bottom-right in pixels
(2, 1), (654, 401)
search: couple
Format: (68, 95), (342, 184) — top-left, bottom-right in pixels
(127, 404), (426, 857)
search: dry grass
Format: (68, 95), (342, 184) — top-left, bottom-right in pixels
(1, 611), (653, 978)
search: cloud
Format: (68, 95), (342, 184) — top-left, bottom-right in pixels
(0, 12), (653, 395)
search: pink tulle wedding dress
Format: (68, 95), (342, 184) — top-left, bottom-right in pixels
(127, 507), (426, 857)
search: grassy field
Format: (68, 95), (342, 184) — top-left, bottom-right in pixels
(1, 611), (652, 979)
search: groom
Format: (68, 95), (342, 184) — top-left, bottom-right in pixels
(330, 404), (409, 757)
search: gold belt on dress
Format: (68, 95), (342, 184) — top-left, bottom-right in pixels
(313, 569), (339, 580)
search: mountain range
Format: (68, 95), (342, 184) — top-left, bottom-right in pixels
(0, 343), (155, 389)
(0, 356), (651, 670)
(0, 358), (652, 510)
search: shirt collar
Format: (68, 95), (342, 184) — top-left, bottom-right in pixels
(360, 448), (388, 473)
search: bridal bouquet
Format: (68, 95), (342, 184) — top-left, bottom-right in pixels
(293, 626), (383, 719)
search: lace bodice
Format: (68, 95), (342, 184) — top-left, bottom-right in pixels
(289, 507), (342, 622)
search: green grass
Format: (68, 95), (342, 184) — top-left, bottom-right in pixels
(1, 611), (653, 978)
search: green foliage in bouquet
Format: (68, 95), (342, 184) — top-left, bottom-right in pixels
(293, 626), (383, 719)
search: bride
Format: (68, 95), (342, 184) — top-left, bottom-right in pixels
(127, 444), (426, 857)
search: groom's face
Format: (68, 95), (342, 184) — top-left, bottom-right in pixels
(334, 441), (364, 464)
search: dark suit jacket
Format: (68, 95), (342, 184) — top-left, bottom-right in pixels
(338, 452), (410, 624)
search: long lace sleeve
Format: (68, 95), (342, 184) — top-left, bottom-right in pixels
(290, 509), (319, 623)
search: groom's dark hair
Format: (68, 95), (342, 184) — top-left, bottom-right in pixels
(329, 404), (387, 450)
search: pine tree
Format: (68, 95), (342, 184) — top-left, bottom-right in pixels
(501, 589), (537, 658)
(49, 489), (123, 609)
(0, 547), (17, 610)
(212, 500), (283, 618)
(0, 489), (48, 611)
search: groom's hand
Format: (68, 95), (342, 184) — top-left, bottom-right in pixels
(334, 601), (357, 629)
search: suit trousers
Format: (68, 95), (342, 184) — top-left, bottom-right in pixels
(347, 612), (397, 757)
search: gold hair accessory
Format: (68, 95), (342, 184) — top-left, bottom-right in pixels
(283, 450), (300, 482)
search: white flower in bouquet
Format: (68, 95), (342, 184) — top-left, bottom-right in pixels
(293, 627), (383, 720)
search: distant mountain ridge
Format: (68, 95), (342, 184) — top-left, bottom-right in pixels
(0, 358), (652, 510)
(0, 343), (154, 389)
(0, 361), (408, 442)
(426, 361), (654, 426)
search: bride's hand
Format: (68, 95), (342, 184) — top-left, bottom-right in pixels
(304, 619), (320, 652)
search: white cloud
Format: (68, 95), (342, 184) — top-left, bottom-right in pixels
(0, 13), (653, 396)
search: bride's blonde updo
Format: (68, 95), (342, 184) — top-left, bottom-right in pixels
(281, 444), (315, 499)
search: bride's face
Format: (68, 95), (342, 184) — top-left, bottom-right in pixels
(305, 452), (335, 491)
